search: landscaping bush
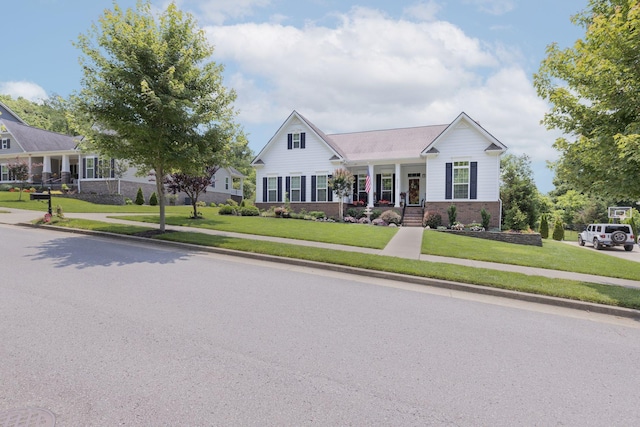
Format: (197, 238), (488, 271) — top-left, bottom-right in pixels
(149, 192), (158, 206)
(504, 205), (528, 231)
(539, 214), (549, 239)
(308, 211), (326, 220)
(447, 204), (457, 226)
(423, 211), (442, 228)
(0, 184), (11, 191)
(218, 204), (236, 215)
(552, 220), (565, 241)
(481, 208), (491, 230)
(380, 209), (401, 225)
(135, 187), (145, 205)
(196, 200), (206, 207)
(371, 209), (382, 221)
(125, 198), (133, 205)
(209, 202), (217, 207)
(240, 206), (260, 216)
(226, 198), (239, 206)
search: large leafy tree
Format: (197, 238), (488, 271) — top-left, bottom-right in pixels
(534, 0), (640, 200)
(500, 154), (540, 230)
(72, 1), (238, 231)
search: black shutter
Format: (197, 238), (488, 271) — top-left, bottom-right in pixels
(311, 175), (316, 202)
(352, 174), (358, 200)
(95, 157), (100, 178)
(110, 159), (115, 178)
(376, 174), (381, 202)
(328, 174), (333, 202)
(300, 132), (306, 149)
(82, 158), (86, 179)
(445, 163), (452, 200)
(392, 173), (396, 203)
(277, 177), (282, 202)
(6, 139), (9, 149)
(287, 133), (292, 150)
(470, 162), (478, 200)
(286, 176), (291, 197)
(262, 177), (267, 202)
(301, 176), (306, 202)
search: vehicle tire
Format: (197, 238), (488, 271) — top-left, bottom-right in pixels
(593, 238), (601, 250)
(611, 230), (627, 244)
(624, 245), (634, 252)
(578, 236), (585, 246)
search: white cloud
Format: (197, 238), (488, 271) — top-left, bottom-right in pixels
(403, 1), (441, 22)
(0, 81), (48, 103)
(205, 5), (557, 165)
(184, 0), (272, 24)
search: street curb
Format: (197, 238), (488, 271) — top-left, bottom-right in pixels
(19, 222), (640, 321)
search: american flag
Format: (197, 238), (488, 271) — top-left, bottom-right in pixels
(365, 174), (371, 193)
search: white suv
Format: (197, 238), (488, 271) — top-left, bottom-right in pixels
(579, 223), (635, 251)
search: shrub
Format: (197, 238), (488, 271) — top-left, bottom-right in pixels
(371, 209), (382, 221)
(240, 206), (260, 216)
(423, 211), (442, 228)
(447, 204), (457, 226)
(308, 211), (326, 220)
(380, 209), (401, 225)
(480, 208), (491, 230)
(552, 220), (565, 241)
(226, 198), (239, 207)
(218, 204), (236, 215)
(125, 198), (133, 205)
(55, 205), (65, 219)
(135, 187), (145, 205)
(0, 184), (11, 191)
(240, 199), (246, 207)
(209, 202), (217, 207)
(196, 200), (206, 207)
(504, 206), (528, 231)
(149, 192), (158, 206)
(539, 214), (549, 239)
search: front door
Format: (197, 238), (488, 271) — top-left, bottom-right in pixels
(408, 178), (420, 205)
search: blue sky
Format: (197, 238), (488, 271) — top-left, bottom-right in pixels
(1, 0), (588, 193)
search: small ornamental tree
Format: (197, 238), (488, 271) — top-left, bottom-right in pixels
(165, 166), (219, 219)
(552, 219), (565, 241)
(480, 208), (491, 230)
(7, 159), (29, 201)
(447, 204), (457, 227)
(329, 168), (355, 220)
(135, 187), (145, 205)
(149, 192), (158, 206)
(539, 214), (549, 239)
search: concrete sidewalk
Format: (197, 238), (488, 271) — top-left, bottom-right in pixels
(2, 207), (639, 290)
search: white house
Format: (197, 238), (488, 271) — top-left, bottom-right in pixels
(252, 111), (507, 227)
(0, 101), (244, 204)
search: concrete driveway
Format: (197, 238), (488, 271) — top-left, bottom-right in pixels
(562, 239), (640, 262)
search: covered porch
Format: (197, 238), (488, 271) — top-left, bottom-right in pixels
(345, 162), (426, 208)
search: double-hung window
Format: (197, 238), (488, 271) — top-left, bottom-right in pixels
(290, 176), (301, 202)
(316, 175), (328, 202)
(267, 177), (278, 202)
(357, 175), (368, 201)
(453, 161), (470, 199)
(1, 138), (9, 149)
(381, 173), (392, 202)
(85, 158), (95, 179)
(292, 133), (301, 149)
(225, 177), (229, 190)
(1, 165), (9, 181)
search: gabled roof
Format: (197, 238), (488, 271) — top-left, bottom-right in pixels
(421, 112), (507, 155)
(251, 110), (344, 165)
(1, 119), (78, 153)
(0, 101), (27, 124)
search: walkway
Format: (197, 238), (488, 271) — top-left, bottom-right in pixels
(1, 207), (639, 289)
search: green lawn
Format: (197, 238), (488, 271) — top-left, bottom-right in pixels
(116, 214), (397, 249)
(42, 218), (640, 310)
(422, 230), (640, 281)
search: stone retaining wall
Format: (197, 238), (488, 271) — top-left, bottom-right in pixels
(435, 229), (543, 247)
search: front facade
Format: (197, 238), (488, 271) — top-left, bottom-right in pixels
(252, 111), (507, 227)
(0, 101), (244, 204)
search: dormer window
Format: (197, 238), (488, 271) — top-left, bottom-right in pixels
(1, 138), (10, 149)
(287, 132), (306, 150)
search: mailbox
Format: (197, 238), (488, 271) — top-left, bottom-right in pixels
(30, 190), (52, 214)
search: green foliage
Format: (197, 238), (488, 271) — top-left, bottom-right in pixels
(447, 204), (457, 227)
(380, 209), (401, 225)
(240, 206), (260, 216)
(329, 168), (355, 219)
(125, 198), (133, 205)
(504, 205), (529, 231)
(622, 208), (639, 243)
(552, 219), (565, 241)
(209, 202), (217, 207)
(534, 1), (640, 200)
(539, 214), (549, 239)
(308, 211), (326, 220)
(0, 94), (72, 134)
(149, 192), (158, 206)
(500, 154), (539, 229)
(423, 211), (442, 228)
(55, 205), (65, 219)
(218, 204), (236, 215)
(0, 184), (12, 191)
(480, 208), (491, 230)
(135, 188), (145, 205)
(72, 1), (240, 230)
(226, 198), (239, 207)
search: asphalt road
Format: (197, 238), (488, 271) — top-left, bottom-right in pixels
(2, 224), (640, 426)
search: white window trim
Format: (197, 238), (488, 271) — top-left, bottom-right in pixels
(453, 161), (470, 199)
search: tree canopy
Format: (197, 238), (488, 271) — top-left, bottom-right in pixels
(534, 0), (640, 201)
(72, 0), (239, 230)
(500, 154), (540, 230)
(0, 94), (72, 135)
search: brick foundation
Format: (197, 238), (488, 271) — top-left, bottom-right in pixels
(424, 201), (501, 229)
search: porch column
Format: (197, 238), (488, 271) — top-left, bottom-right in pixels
(42, 155), (51, 184)
(28, 158), (32, 183)
(367, 164), (374, 207)
(61, 155), (70, 184)
(394, 163), (401, 208)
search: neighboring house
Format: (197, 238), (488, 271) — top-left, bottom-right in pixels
(252, 111), (507, 227)
(0, 101), (244, 204)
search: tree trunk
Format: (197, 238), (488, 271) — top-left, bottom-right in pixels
(155, 166), (166, 232)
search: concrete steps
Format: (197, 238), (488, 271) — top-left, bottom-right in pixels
(402, 207), (423, 227)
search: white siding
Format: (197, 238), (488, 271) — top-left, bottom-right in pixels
(426, 124), (501, 201)
(255, 117), (338, 202)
